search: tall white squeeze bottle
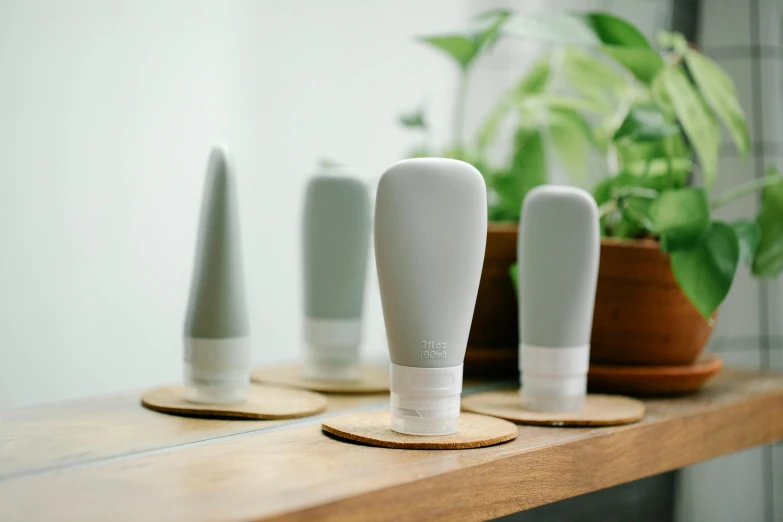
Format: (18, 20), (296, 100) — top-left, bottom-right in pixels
(518, 185), (600, 412)
(374, 158), (487, 435)
(184, 144), (250, 404)
(302, 174), (371, 381)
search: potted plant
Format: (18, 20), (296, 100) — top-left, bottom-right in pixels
(400, 10), (783, 377)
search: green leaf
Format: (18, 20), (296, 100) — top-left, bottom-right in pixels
(660, 64), (720, 188)
(649, 188), (711, 251)
(548, 108), (592, 184)
(509, 263), (519, 294)
(578, 12), (665, 83)
(685, 51), (750, 157)
(602, 46), (664, 85)
(614, 103), (679, 141)
(421, 10), (512, 72)
(621, 157), (692, 178)
(580, 12), (653, 47)
(499, 12), (599, 45)
(494, 11), (662, 84)
(419, 35), (478, 71)
(617, 197), (655, 238)
(615, 137), (692, 180)
(619, 170), (685, 193)
(490, 129), (547, 221)
(670, 221), (739, 320)
(732, 219), (762, 267)
(752, 174), (783, 277)
(472, 9), (512, 49)
(594, 171), (685, 207)
(399, 108), (427, 129)
(561, 48), (627, 111)
(479, 57), (550, 150)
(657, 31), (689, 53)
(516, 56), (551, 94)
(593, 176), (614, 206)
(517, 94), (608, 115)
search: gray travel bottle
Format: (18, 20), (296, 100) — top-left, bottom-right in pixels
(375, 158), (487, 435)
(518, 185), (600, 412)
(302, 174), (371, 381)
(184, 144), (250, 404)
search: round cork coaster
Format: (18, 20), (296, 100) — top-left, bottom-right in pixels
(461, 390), (645, 427)
(322, 411), (517, 449)
(141, 384), (327, 420)
(251, 364), (389, 394)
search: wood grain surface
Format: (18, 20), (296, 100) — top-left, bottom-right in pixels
(0, 389), (386, 479)
(462, 391), (646, 426)
(0, 370), (781, 522)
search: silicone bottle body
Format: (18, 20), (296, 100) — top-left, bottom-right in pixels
(375, 158), (487, 435)
(302, 174), (370, 381)
(518, 185), (600, 412)
(184, 144), (250, 404)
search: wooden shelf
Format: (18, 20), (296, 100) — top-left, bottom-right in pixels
(1, 369), (782, 521)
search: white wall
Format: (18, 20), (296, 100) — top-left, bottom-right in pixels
(0, 0), (469, 408)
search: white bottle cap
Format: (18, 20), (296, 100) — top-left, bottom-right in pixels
(304, 318), (361, 382)
(389, 363), (463, 435)
(520, 344), (590, 413)
(304, 359), (360, 382)
(184, 336), (250, 404)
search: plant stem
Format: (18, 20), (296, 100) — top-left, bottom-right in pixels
(453, 70), (469, 149)
(711, 174), (783, 209)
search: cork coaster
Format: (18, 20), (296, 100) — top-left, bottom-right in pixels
(141, 384), (327, 420)
(322, 411), (517, 449)
(461, 390), (645, 427)
(251, 364), (389, 394)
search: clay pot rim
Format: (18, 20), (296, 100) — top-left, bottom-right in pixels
(488, 222), (661, 251)
(600, 236), (660, 251)
(589, 353), (722, 377)
(487, 222), (518, 235)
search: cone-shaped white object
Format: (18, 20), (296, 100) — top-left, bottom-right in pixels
(518, 185), (600, 412)
(184, 144), (250, 404)
(302, 173), (371, 381)
(375, 158), (487, 435)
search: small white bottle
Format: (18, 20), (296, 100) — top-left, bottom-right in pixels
(375, 158), (487, 435)
(302, 174), (371, 381)
(183, 145), (250, 404)
(518, 185), (600, 412)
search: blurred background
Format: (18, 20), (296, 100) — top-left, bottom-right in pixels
(0, 0), (780, 520)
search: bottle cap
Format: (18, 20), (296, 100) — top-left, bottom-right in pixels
(184, 336), (250, 404)
(304, 318), (361, 382)
(520, 374), (587, 412)
(389, 363), (463, 435)
(520, 344), (589, 413)
(304, 359), (360, 382)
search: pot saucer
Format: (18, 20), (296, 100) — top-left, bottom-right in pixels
(587, 353), (723, 396)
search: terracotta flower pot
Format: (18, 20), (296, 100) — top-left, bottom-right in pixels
(465, 223), (518, 378)
(465, 227), (716, 377)
(591, 238), (715, 366)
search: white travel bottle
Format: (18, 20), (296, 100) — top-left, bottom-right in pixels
(518, 185), (600, 412)
(302, 174), (371, 381)
(375, 158), (487, 435)
(184, 144), (250, 404)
